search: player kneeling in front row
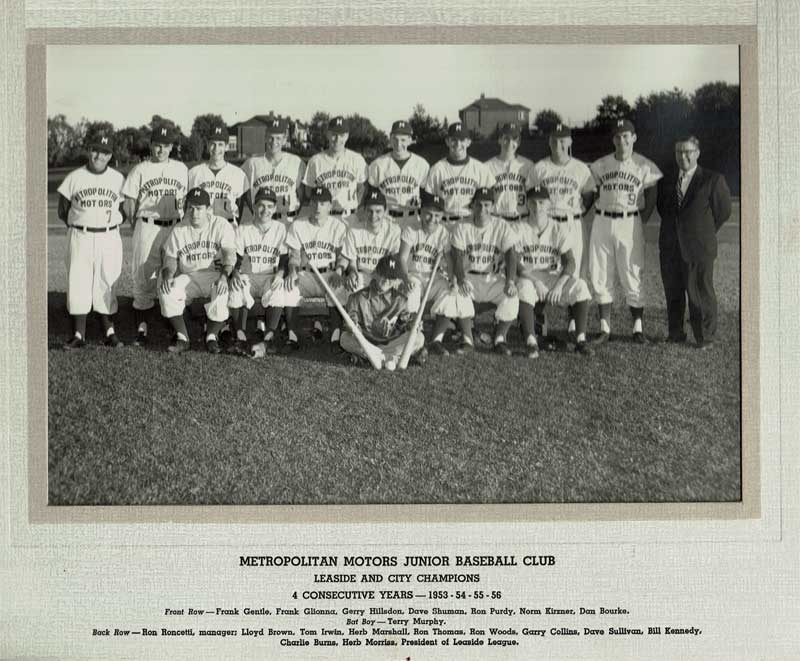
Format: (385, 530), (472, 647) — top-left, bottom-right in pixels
(340, 254), (426, 370)
(227, 188), (292, 356)
(432, 187), (519, 356)
(517, 187), (593, 358)
(158, 188), (236, 353)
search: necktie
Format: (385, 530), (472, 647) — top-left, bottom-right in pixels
(676, 174), (685, 207)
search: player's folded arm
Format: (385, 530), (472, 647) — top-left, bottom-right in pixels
(57, 194), (71, 224)
(641, 186), (658, 223)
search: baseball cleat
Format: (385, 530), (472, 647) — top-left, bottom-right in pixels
(592, 332), (610, 346)
(205, 339), (222, 354)
(665, 334), (687, 344)
(526, 343), (540, 359)
(167, 338), (190, 354)
(254, 328), (266, 342)
(696, 340), (714, 351)
(133, 331), (148, 347)
(284, 338), (300, 353)
(310, 326), (324, 343)
(63, 336), (85, 351)
(455, 341), (475, 356)
(219, 328), (234, 347)
(229, 339), (249, 356)
(329, 340), (343, 354)
(384, 359), (397, 371)
(103, 334), (124, 349)
(632, 332), (648, 344)
(412, 347), (428, 366)
(493, 341), (512, 357)
(575, 341), (593, 356)
(250, 341), (267, 358)
(428, 341), (449, 357)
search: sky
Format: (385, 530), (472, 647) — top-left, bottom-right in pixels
(47, 45), (739, 131)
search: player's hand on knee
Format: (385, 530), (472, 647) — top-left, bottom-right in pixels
(215, 274), (229, 295)
(284, 274), (298, 291)
(159, 278), (173, 295)
(270, 275), (284, 291)
(504, 279), (517, 297)
(546, 281), (566, 305)
(534, 280), (549, 300)
(345, 272), (359, 292)
(230, 272), (245, 291)
(457, 280), (472, 297)
(328, 272), (344, 288)
(398, 279), (414, 296)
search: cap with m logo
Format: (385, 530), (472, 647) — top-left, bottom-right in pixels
(327, 116), (349, 134)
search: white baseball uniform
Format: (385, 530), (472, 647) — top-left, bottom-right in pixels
(515, 219), (590, 307)
(368, 153), (430, 229)
(588, 153), (663, 306)
(187, 161), (249, 223)
(228, 221), (292, 310)
(424, 157), (496, 222)
(303, 149), (368, 220)
(122, 158), (189, 310)
(241, 152), (306, 219)
(159, 215), (235, 322)
(528, 156), (595, 276)
(486, 155), (534, 219)
(277, 217), (348, 307)
(439, 217), (519, 321)
(400, 222), (450, 314)
(57, 165), (125, 315)
(341, 221), (401, 289)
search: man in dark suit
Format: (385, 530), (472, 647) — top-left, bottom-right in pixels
(657, 135), (732, 349)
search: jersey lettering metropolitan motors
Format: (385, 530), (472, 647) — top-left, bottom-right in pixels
(400, 224), (450, 275)
(286, 218), (348, 270)
(236, 223), (287, 274)
(486, 156), (534, 216)
(424, 158), (495, 216)
(187, 162), (249, 220)
(516, 220), (571, 275)
(529, 157), (594, 214)
(591, 153), (663, 212)
(368, 153), (430, 212)
(163, 216), (236, 273)
(303, 150), (368, 213)
(451, 218), (516, 273)
(241, 153), (306, 214)
(342, 223), (401, 273)
(57, 166), (125, 228)
(122, 159), (189, 219)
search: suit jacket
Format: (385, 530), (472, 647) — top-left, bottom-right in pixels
(657, 165), (732, 261)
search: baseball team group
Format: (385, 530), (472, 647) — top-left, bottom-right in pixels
(55, 113), (733, 369)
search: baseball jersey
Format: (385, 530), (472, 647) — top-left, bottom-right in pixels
(342, 222), (401, 274)
(451, 218), (516, 274)
(121, 158), (188, 219)
(241, 152), (305, 214)
(515, 219), (571, 276)
(529, 157), (594, 215)
(57, 166), (125, 229)
(303, 149), (368, 213)
(367, 153), (430, 213)
(235, 222), (288, 275)
(400, 223), (450, 276)
(424, 157), (496, 216)
(286, 217), (348, 271)
(590, 153), (663, 213)
(346, 287), (409, 345)
(187, 162), (248, 221)
(163, 216), (236, 274)
(486, 155), (534, 217)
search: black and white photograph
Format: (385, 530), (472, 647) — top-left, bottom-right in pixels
(45, 43), (742, 507)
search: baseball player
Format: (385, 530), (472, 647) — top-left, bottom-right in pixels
(121, 123), (188, 346)
(187, 122), (248, 225)
(340, 253), (426, 370)
(302, 116), (367, 225)
(276, 185), (349, 351)
(588, 119), (662, 343)
(528, 124), (596, 336)
(431, 187), (519, 356)
(57, 131), (126, 349)
(424, 121), (496, 227)
(158, 188), (236, 353)
(486, 122), (534, 225)
(228, 188), (292, 356)
(337, 189), (401, 293)
(241, 117), (305, 223)
(367, 120), (430, 231)
(516, 186), (593, 358)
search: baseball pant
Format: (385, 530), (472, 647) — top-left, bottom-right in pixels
(435, 272), (519, 321)
(589, 215), (644, 307)
(517, 272), (591, 307)
(131, 219), (175, 311)
(227, 272), (297, 309)
(159, 270), (230, 322)
(272, 270), (347, 308)
(406, 274), (449, 314)
(340, 329), (424, 363)
(65, 227), (122, 315)
(660, 246), (718, 343)
(564, 219), (583, 278)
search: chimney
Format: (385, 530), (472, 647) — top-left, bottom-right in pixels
(480, 92), (485, 99)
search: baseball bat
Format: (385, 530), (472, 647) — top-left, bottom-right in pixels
(398, 252), (443, 370)
(299, 248), (384, 370)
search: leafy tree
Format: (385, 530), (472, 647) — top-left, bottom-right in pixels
(308, 111), (331, 152)
(408, 104), (445, 144)
(345, 113), (388, 153)
(188, 113), (226, 161)
(47, 114), (78, 167)
(595, 95), (633, 128)
(533, 108), (563, 135)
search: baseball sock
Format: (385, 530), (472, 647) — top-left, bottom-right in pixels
(431, 316), (451, 343)
(331, 328), (341, 343)
(266, 307), (282, 331)
(287, 330), (298, 342)
(574, 300), (589, 339)
(457, 318), (474, 345)
(256, 319), (267, 333)
(495, 320), (512, 344)
(206, 320), (224, 342)
(518, 302), (536, 339)
(236, 330), (247, 341)
(100, 314), (114, 336)
(134, 308), (148, 335)
(599, 303), (612, 334)
(567, 305), (576, 333)
(167, 315), (189, 342)
(629, 306), (644, 333)
(328, 307), (342, 341)
(71, 314), (87, 339)
(264, 330), (275, 341)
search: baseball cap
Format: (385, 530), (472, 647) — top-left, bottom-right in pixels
(363, 188), (387, 208)
(327, 116), (349, 134)
(186, 187), (211, 207)
(390, 120), (413, 136)
(254, 188), (277, 204)
(472, 187), (494, 204)
(375, 253), (403, 280)
(265, 117), (288, 134)
(526, 186), (549, 201)
(612, 119), (636, 136)
(447, 122), (469, 139)
(208, 124), (229, 142)
(151, 124), (176, 144)
(88, 132), (114, 154)
(549, 123), (572, 138)
(499, 122), (521, 139)
(420, 190), (444, 212)
(309, 186), (333, 203)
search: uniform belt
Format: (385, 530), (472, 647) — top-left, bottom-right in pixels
(281, 210), (298, 218)
(330, 209), (354, 216)
(550, 213), (582, 222)
(388, 209), (417, 218)
(467, 270), (492, 276)
(69, 224), (120, 233)
(140, 217), (178, 227)
(301, 266), (330, 274)
(500, 212), (530, 221)
(598, 209), (639, 218)
(443, 214), (467, 222)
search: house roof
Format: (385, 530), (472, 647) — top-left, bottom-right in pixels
(460, 97), (531, 113)
(229, 114), (302, 131)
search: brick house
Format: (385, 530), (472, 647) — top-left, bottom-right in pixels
(458, 94), (531, 138)
(227, 115), (309, 158)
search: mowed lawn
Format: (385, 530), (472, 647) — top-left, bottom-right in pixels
(46, 215), (741, 505)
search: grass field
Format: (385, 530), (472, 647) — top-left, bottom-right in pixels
(46, 209), (741, 506)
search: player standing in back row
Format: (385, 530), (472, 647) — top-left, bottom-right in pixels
(486, 121), (533, 227)
(367, 120), (430, 231)
(588, 119), (662, 344)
